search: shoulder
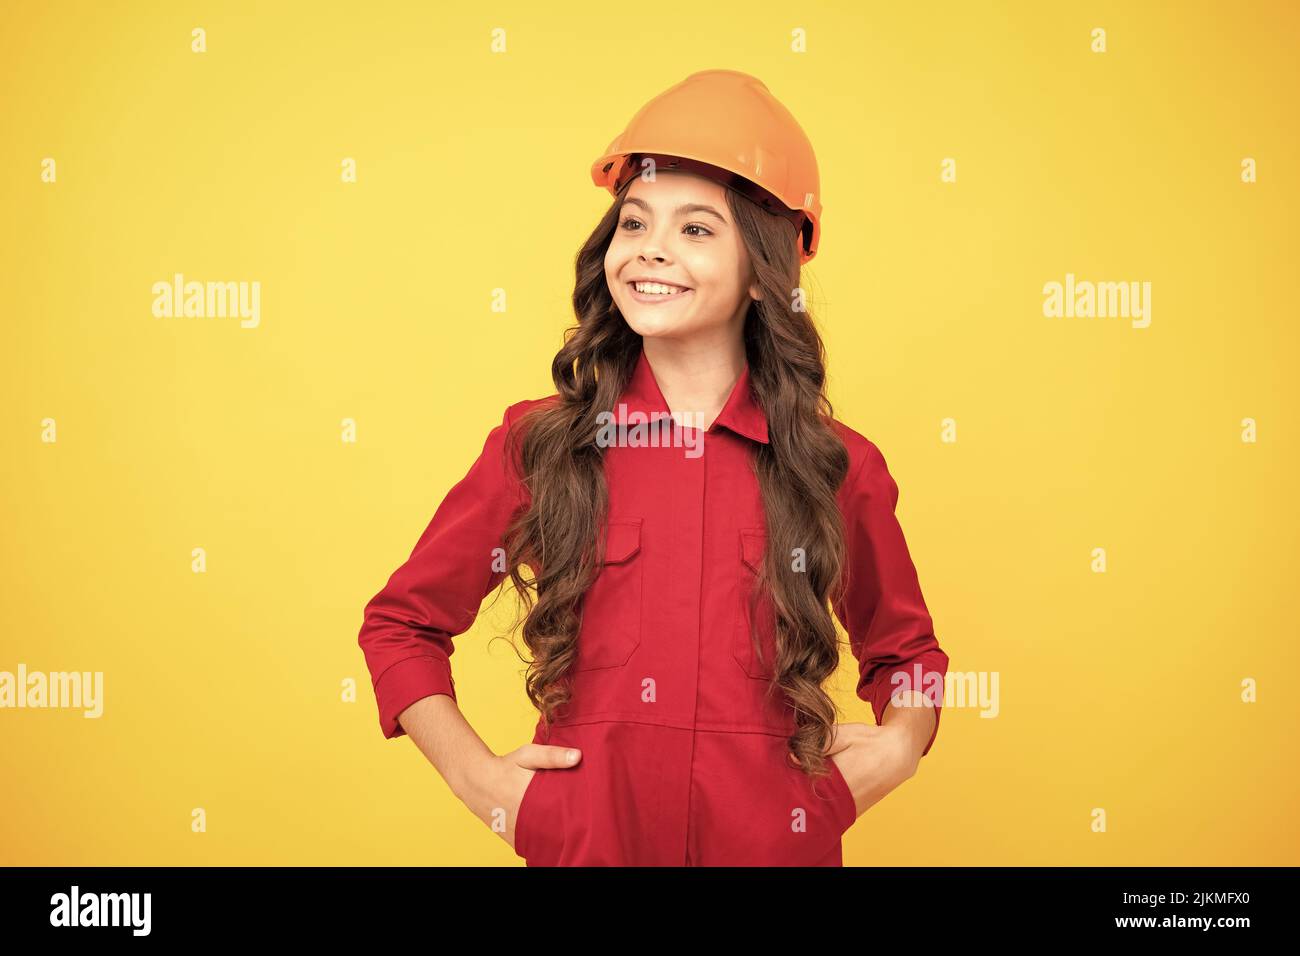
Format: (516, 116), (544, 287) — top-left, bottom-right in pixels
(486, 394), (561, 479)
(828, 416), (885, 481)
(501, 393), (561, 433)
(827, 415), (903, 509)
(449, 395), (558, 501)
(504, 393), (560, 420)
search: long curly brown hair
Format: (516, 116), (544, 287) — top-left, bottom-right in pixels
(497, 175), (852, 783)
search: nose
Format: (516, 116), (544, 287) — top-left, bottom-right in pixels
(635, 223), (673, 263)
(637, 238), (672, 264)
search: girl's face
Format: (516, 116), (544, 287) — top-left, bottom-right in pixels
(604, 170), (760, 344)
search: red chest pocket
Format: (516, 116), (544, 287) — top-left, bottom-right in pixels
(574, 517), (644, 671)
(734, 528), (778, 680)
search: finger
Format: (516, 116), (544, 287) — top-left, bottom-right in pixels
(520, 743), (582, 770)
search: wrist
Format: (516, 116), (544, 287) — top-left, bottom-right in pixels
(445, 749), (497, 802)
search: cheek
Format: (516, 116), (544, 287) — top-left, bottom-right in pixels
(680, 254), (734, 297)
(604, 264), (627, 299)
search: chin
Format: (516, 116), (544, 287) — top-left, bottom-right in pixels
(622, 314), (685, 340)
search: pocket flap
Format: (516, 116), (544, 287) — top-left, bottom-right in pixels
(740, 528), (766, 571)
(602, 518), (643, 564)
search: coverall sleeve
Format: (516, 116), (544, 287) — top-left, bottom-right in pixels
(357, 403), (528, 739)
(833, 441), (949, 758)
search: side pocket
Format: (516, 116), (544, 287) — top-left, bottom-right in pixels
(513, 767), (544, 860)
(733, 528), (778, 680)
(574, 517), (644, 672)
(825, 756), (859, 832)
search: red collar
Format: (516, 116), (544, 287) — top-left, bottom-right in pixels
(614, 343), (770, 445)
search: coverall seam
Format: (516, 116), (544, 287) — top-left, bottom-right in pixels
(552, 713), (798, 736)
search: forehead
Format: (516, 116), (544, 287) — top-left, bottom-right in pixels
(623, 169), (726, 206)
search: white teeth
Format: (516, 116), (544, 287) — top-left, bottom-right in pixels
(633, 281), (686, 295)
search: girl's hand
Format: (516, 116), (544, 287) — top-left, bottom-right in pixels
(827, 722), (920, 820)
(465, 744), (582, 851)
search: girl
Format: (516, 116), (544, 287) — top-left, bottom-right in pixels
(357, 69), (949, 866)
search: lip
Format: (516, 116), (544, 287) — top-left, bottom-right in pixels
(626, 279), (694, 304)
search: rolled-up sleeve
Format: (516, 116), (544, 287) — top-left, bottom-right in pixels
(357, 402), (529, 739)
(833, 440), (949, 758)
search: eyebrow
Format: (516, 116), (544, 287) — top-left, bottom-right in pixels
(621, 197), (729, 225)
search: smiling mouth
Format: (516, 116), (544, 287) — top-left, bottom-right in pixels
(627, 281), (693, 302)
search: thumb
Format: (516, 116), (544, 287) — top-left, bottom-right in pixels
(519, 743), (582, 770)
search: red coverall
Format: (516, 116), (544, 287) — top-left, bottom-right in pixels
(357, 343), (949, 866)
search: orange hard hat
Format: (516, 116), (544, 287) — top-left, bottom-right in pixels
(591, 69), (823, 265)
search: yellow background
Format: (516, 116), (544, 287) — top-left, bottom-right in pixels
(2, 0), (1296, 866)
